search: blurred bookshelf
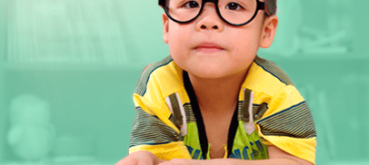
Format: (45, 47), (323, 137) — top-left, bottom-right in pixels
(0, 0), (147, 71)
(1, 0), (367, 70)
(0, 0), (143, 164)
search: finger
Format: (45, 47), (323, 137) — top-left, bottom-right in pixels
(137, 159), (153, 165)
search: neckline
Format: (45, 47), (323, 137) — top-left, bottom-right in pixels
(183, 71), (239, 159)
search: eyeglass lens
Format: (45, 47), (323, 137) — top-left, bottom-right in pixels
(165, 0), (257, 25)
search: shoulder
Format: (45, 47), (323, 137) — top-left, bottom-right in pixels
(134, 55), (184, 98)
(253, 56), (293, 86)
(244, 56), (295, 98)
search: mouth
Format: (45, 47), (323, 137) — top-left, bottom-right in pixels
(195, 42), (224, 53)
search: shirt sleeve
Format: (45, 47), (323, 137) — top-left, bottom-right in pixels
(255, 85), (317, 164)
(128, 79), (191, 160)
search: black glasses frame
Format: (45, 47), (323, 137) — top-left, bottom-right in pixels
(159, 0), (268, 26)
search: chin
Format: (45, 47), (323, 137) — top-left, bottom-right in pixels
(174, 56), (247, 79)
(186, 66), (234, 79)
(186, 62), (251, 80)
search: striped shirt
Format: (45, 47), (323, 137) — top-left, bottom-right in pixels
(129, 55), (317, 164)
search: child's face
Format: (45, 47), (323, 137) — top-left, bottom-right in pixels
(162, 0), (278, 79)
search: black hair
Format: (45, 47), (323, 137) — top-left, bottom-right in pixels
(266, 0), (277, 16)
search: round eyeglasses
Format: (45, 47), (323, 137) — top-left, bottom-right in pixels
(158, 0), (269, 26)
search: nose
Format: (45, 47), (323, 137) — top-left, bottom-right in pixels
(195, 2), (224, 32)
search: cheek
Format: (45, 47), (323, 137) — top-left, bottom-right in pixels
(168, 32), (185, 57)
(167, 23), (192, 66)
(225, 29), (261, 70)
(229, 32), (260, 57)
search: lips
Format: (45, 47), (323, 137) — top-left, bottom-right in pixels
(195, 42), (223, 50)
(194, 42), (224, 54)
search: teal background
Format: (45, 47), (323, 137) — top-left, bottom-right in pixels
(0, 0), (368, 164)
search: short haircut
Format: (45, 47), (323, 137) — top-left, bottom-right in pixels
(266, 0), (277, 15)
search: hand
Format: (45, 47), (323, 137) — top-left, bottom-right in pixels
(115, 151), (165, 165)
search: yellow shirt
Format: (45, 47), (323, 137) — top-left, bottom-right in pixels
(129, 55), (317, 164)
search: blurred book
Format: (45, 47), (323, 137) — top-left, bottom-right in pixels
(259, 0), (354, 58)
(6, 0), (130, 65)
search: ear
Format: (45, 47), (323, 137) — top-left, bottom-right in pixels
(162, 13), (169, 44)
(259, 15), (278, 48)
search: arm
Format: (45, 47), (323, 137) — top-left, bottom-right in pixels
(159, 145), (313, 165)
(116, 97), (190, 165)
(128, 63), (192, 160)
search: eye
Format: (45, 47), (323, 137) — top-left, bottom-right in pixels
(226, 2), (244, 11)
(182, 1), (200, 9)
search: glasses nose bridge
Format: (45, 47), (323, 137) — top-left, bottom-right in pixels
(199, 0), (221, 21)
(200, 0), (220, 16)
(202, 0), (218, 6)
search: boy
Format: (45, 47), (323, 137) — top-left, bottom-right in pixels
(117, 0), (316, 164)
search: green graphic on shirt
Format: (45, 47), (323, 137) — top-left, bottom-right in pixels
(183, 121), (268, 160)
